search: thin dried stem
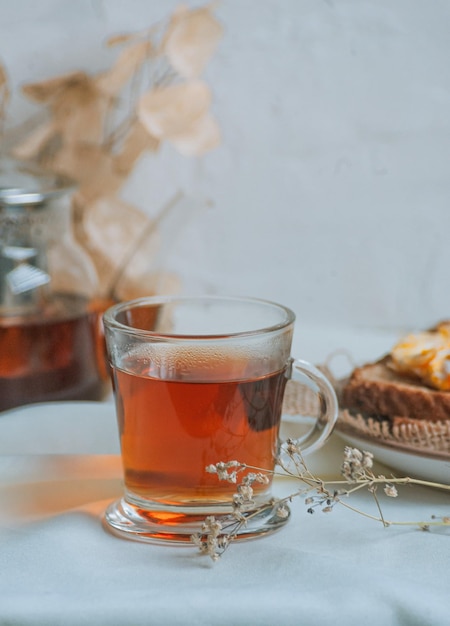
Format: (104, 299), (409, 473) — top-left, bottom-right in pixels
(193, 445), (450, 561)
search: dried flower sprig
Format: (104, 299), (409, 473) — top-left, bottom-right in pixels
(191, 441), (450, 562)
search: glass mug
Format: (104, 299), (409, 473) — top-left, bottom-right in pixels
(103, 296), (338, 544)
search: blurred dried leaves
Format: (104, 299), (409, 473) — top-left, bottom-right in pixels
(0, 3), (222, 298)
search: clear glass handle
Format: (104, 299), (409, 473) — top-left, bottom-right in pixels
(280, 358), (339, 460)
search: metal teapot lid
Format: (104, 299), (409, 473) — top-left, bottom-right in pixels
(0, 160), (75, 208)
(0, 160), (76, 315)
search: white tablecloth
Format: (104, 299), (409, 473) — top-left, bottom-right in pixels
(0, 399), (449, 626)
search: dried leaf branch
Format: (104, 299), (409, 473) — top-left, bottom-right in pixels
(192, 442), (450, 562)
(1, 4), (222, 299)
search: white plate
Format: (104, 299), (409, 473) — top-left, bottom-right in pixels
(335, 427), (450, 484)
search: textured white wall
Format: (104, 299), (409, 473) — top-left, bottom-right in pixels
(1, 0), (450, 333)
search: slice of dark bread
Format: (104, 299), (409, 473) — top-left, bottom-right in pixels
(341, 356), (450, 422)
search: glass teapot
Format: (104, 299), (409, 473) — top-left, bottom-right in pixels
(0, 162), (110, 412)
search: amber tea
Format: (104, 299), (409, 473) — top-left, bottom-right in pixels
(113, 355), (288, 505)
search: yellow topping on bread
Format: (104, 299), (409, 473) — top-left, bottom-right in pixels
(391, 324), (450, 391)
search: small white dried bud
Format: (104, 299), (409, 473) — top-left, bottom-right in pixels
(362, 451), (374, 470)
(384, 484), (398, 498)
(344, 446), (362, 462)
(276, 505), (290, 519)
(242, 473), (257, 485)
(341, 447), (374, 481)
(237, 484), (254, 501)
(202, 515), (222, 534)
(190, 533), (203, 548)
(216, 468), (230, 480)
(286, 438), (301, 455)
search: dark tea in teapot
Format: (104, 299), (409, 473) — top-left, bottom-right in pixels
(0, 164), (110, 411)
(0, 293), (110, 411)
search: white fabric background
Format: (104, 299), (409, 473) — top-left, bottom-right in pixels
(1, 496), (449, 626)
(0, 401), (449, 626)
